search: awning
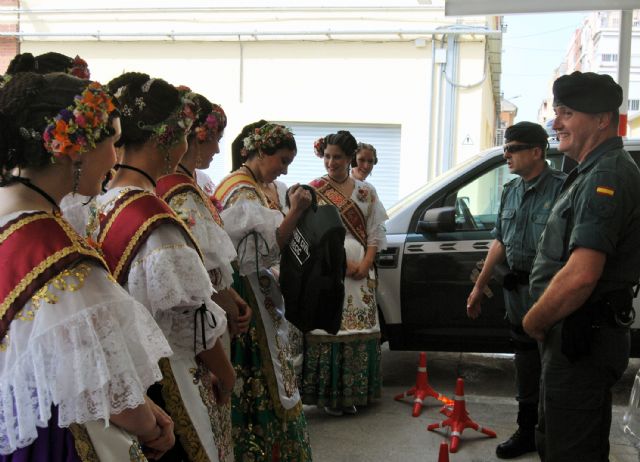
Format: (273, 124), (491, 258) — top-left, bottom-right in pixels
(445, 0), (639, 16)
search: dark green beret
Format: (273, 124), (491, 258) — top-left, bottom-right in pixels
(505, 121), (548, 145)
(552, 71), (622, 113)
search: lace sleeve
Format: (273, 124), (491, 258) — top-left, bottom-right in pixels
(167, 190), (237, 280)
(0, 263), (172, 454)
(125, 225), (227, 355)
(220, 199), (283, 276)
(365, 185), (388, 250)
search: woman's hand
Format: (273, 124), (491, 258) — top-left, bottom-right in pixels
(229, 287), (252, 334)
(287, 184), (312, 216)
(346, 260), (359, 277)
(352, 261), (371, 280)
(139, 399), (175, 460)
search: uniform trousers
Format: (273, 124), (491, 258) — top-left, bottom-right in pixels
(537, 321), (629, 462)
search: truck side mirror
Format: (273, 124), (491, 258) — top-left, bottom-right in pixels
(417, 206), (456, 234)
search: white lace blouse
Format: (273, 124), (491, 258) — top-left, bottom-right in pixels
(95, 187), (227, 358)
(164, 187), (236, 291)
(0, 211), (172, 455)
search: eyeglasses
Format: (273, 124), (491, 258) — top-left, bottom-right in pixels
(503, 144), (537, 154)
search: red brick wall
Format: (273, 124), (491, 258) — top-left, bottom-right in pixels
(0, 0), (19, 73)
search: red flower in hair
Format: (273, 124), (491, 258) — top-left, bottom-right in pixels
(69, 55), (90, 79)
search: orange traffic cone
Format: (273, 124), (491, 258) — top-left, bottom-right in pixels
(427, 377), (497, 453)
(437, 441), (449, 462)
(394, 352), (453, 417)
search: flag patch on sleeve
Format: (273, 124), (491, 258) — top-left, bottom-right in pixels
(596, 186), (615, 197)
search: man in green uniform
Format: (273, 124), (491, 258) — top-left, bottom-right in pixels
(467, 121), (565, 459)
(524, 71), (640, 461)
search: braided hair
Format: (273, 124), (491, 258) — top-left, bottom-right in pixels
(0, 72), (106, 183)
(107, 72), (182, 149)
(6, 52), (90, 78)
(231, 119), (268, 171)
(315, 130), (358, 159)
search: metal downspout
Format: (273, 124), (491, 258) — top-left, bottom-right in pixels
(443, 35), (458, 173)
(428, 38), (437, 180)
(436, 38), (446, 177)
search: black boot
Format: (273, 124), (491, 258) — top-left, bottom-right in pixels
(496, 427), (536, 459)
(496, 403), (537, 459)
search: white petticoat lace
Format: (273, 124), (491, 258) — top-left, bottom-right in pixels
(221, 199), (283, 276)
(0, 276), (171, 455)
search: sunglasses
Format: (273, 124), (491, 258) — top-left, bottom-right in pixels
(503, 144), (538, 154)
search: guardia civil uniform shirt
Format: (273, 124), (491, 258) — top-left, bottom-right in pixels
(527, 137), (640, 462)
(492, 164), (566, 323)
(530, 137), (640, 301)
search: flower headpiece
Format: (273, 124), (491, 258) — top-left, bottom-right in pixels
(194, 104), (227, 142)
(139, 92), (196, 149)
(42, 81), (117, 159)
(69, 55), (90, 79)
(242, 123), (294, 158)
(313, 137), (325, 158)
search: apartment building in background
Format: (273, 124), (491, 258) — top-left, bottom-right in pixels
(538, 10), (640, 136)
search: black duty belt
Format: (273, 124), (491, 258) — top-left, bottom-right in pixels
(503, 269), (530, 291)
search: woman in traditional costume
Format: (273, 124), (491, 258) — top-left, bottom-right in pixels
(5, 51), (94, 236)
(0, 72), (174, 460)
(350, 142), (378, 183)
(302, 131), (388, 416)
(91, 72), (233, 462)
(156, 93), (250, 462)
(213, 122), (313, 461)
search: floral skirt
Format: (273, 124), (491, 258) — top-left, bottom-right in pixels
(231, 317), (312, 462)
(301, 333), (382, 409)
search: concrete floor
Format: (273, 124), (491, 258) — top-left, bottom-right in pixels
(305, 347), (640, 462)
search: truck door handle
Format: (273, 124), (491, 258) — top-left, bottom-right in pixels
(376, 247), (399, 268)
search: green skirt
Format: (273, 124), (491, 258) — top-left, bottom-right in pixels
(231, 276), (312, 462)
(301, 333), (382, 409)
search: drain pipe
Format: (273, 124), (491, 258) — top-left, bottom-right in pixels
(427, 38), (437, 180)
(442, 34), (459, 172)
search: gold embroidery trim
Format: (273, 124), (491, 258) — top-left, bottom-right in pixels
(0, 213), (47, 242)
(98, 191), (148, 241)
(158, 358), (212, 462)
(241, 275), (303, 422)
(128, 243), (193, 270)
(69, 423), (101, 462)
(1, 246), (84, 318)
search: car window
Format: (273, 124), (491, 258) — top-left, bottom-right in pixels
(444, 163), (517, 231)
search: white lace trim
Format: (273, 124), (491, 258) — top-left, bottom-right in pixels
(221, 199), (283, 276)
(127, 241), (226, 355)
(127, 242), (213, 315)
(167, 192), (236, 276)
(0, 300), (171, 455)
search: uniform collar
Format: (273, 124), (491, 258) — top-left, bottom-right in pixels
(577, 136), (623, 173)
(519, 163), (552, 192)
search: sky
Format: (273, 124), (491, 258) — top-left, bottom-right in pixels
(501, 12), (589, 122)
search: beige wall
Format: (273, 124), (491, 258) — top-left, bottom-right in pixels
(17, 1), (499, 199)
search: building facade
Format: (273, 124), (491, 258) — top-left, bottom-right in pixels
(538, 10), (640, 135)
(0, 1), (503, 206)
